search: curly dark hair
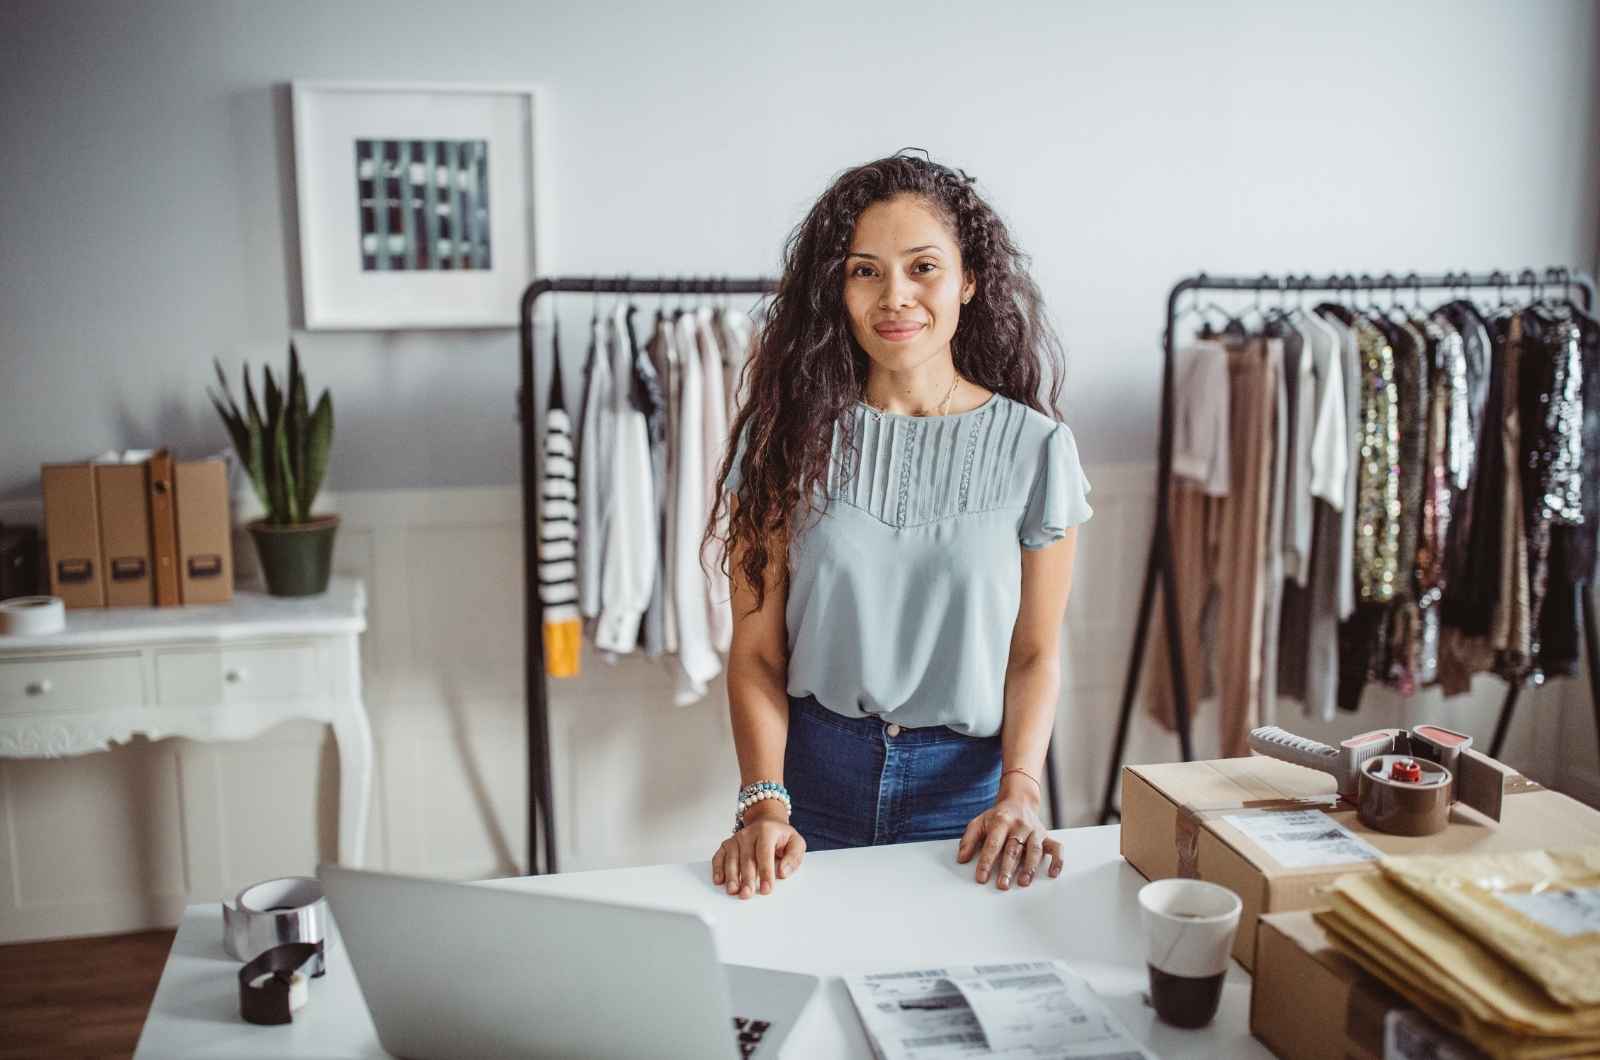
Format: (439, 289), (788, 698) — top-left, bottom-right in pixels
(705, 149), (1067, 615)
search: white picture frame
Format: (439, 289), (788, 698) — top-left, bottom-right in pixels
(290, 80), (542, 330)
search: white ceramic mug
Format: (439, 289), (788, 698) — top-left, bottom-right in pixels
(1138, 878), (1242, 1028)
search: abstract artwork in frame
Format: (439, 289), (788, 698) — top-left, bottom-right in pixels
(292, 82), (540, 329)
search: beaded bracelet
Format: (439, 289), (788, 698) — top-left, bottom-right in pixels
(734, 781), (791, 832)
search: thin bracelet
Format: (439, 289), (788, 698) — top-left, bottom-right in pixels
(1001, 767), (1041, 793)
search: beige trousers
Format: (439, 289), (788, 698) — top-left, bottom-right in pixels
(1145, 339), (1278, 758)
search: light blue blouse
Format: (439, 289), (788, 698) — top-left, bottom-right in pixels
(726, 392), (1093, 738)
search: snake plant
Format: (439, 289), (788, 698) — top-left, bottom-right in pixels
(209, 343), (334, 526)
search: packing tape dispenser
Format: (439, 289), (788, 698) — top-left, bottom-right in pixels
(1246, 724), (1505, 836)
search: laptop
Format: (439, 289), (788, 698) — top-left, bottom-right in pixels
(319, 864), (822, 1059)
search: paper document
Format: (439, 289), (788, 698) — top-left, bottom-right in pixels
(1222, 809), (1382, 868)
(844, 959), (1152, 1059)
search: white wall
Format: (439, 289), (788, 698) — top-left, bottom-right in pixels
(1, 0), (1599, 941)
(2, 0), (1597, 498)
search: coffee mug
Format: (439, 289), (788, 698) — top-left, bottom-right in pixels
(1137, 878), (1242, 1029)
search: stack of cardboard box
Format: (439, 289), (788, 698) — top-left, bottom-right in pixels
(40, 452), (233, 608)
(1119, 755), (1600, 970)
(1119, 754), (1600, 1057)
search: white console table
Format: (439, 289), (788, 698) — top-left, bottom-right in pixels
(0, 576), (371, 866)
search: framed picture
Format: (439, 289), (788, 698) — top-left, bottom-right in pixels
(291, 81), (542, 330)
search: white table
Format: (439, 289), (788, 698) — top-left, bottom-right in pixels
(0, 576), (371, 866)
(134, 825), (1271, 1058)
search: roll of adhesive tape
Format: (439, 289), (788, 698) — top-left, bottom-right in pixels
(249, 970), (308, 1012)
(222, 876), (330, 974)
(239, 941), (322, 1025)
(1357, 753), (1452, 836)
(0, 596), (66, 636)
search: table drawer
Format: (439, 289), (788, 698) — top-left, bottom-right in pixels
(155, 643), (321, 707)
(0, 653), (144, 714)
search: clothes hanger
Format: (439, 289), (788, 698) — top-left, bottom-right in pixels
(1173, 300), (1220, 345)
(1232, 274), (1273, 334)
(1196, 301), (1236, 338)
(1311, 274), (1345, 320)
(1177, 273), (1239, 339)
(1404, 272), (1428, 322)
(1495, 270), (1511, 306)
(1375, 272), (1398, 323)
(1519, 267), (1562, 324)
(1342, 274), (1371, 324)
(1548, 266), (1598, 325)
(623, 275), (641, 343)
(1353, 273), (1375, 316)
(1181, 296), (1229, 340)
(1323, 273), (1358, 315)
(1262, 277), (1299, 334)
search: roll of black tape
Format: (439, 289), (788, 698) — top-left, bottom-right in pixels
(239, 941), (323, 1025)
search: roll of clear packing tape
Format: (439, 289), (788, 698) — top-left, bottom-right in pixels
(0, 596), (66, 636)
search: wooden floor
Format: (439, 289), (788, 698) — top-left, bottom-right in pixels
(0, 929), (175, 1060)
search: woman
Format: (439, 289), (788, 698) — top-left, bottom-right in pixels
(705, 150), (1093, 900)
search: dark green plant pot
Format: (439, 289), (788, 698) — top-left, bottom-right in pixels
(248, 515), (339, 597)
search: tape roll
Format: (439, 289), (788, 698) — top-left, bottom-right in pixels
(222, 876), (330, 974)
(239, 941), (322, 1025)
(1357, 754), (1452, 836)
(248, 970), (307, 1012)
(0, 596), (66, 636)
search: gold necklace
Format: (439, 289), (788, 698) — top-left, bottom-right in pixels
(865, 371), (962, 417)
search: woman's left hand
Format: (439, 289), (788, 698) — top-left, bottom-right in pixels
(956, 777), (1063, 890)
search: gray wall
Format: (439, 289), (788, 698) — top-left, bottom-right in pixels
(3, 0), (1598, 499)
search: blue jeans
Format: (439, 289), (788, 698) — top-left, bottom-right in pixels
(783, 693), (1002, 851)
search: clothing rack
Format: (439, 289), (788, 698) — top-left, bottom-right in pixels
(517, 275), (777, 875)
(1096, 267), (1600, 827)
(516, 273), (1068, 875)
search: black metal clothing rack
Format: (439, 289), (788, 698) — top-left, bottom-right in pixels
(516, 273), (1071, 875)
(1096, 268), (1600, 827)
(517, 275), (778, 875)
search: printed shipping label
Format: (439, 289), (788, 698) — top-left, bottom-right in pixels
(844, 959), (1154, 1060)
(1221, 809), (1382, 869)
(1495, 886), (1600, 938)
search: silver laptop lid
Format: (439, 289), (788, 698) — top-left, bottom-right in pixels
(320, 864), (739, 1060)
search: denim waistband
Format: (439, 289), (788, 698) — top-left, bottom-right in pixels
(787, 692), (990, 746)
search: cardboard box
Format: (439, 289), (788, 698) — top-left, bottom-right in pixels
(40, 462), (104, 608)
(1251, 911), (1477, 1060)
(174, 459), (233, 604)
(94, 463), (155, 608)
(1120, 756), (1600, 969)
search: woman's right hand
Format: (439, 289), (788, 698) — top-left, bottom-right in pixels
(712, 801), (806, 899)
